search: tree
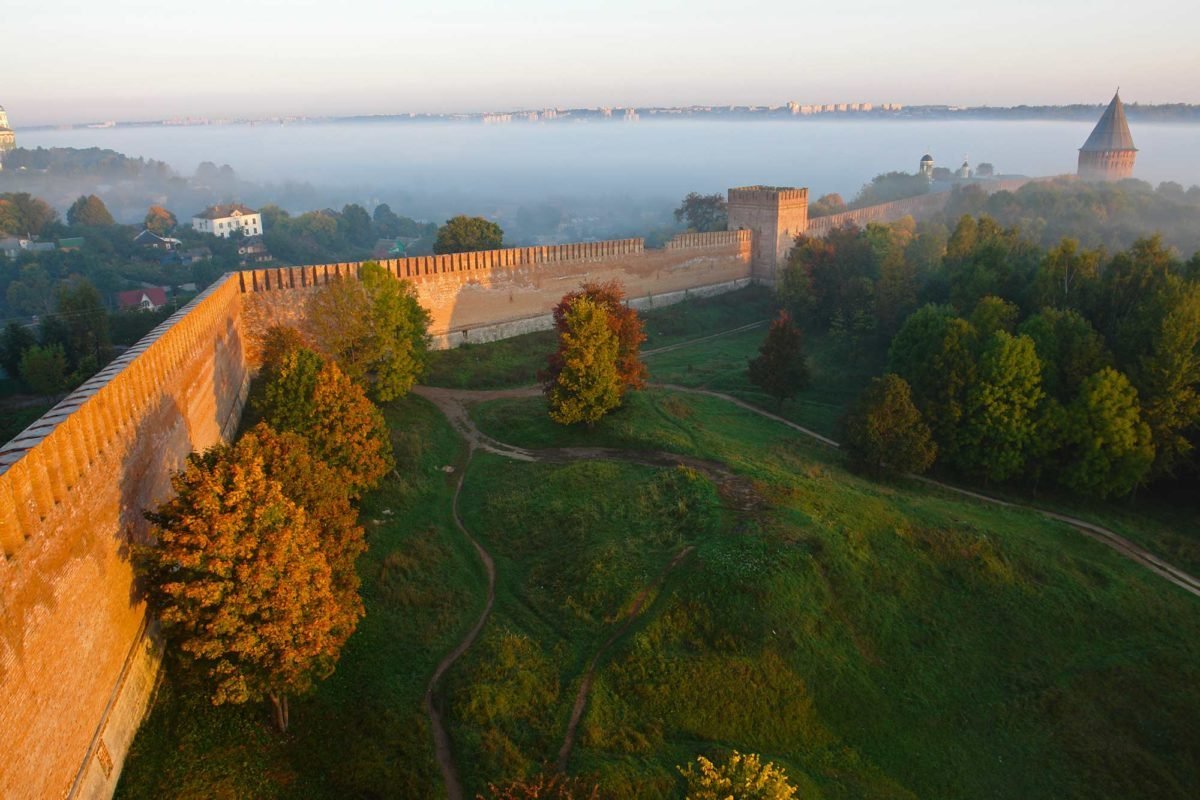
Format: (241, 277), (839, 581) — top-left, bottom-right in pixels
(808, 193), (846, 217)
(144, 205), (177, 235)
(545, 281), (646, 395)
(482, 774), (600, 799)
(306, 263), (430, 401)
(888, 305), (977, 457)
(843, 374), (937, 477)
(1, 322), (36, 377)
(259, 325), (309, 372)
(674, 192), (728, 233)
(52, 279), (110, 367)
(0, 192), (58, 236)
(747, 311), (810, 408)
(433, 215), (503, 254)
(136, 438), (352, 732)
(976, 162), (995, 177)
(66, 194), (115, 227)
(257, 350), (393, 495)
(547, 296), (622, 425)
(372, 203), (403, 238)
(969, 295), (1019, 338)
(1018, 308), (1111, 402)
(679, 751), (798, 800)
(955, 331), (1044, 481)
(1059, 368), (1155, 497)
(19, 343), (67, 395)
(338, 203), (374, 248)
(1030, 238), (1100, 311)
(241, 423), (366, 629)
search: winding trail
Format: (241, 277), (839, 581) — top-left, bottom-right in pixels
(416, 322), (1200, 793)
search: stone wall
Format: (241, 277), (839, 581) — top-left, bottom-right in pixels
(239, 230), (753, 353)
(0, 275), (249, 799)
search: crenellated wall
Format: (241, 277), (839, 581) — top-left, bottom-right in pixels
(239, 230), (753, 353)
(0, 275), (249, 799)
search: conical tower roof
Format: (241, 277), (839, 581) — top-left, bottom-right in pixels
(1080, 91), (1136, 152)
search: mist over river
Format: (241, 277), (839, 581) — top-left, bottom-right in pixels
(17, 118), (1200, 229)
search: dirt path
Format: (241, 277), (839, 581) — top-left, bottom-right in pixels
(422, 463), (495, 800)
(641, 319), (768, 356)
(416, 338), (1199, 792)
(555, 545), (695, 772)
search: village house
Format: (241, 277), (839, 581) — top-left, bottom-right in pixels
(191, 203), (263, 238)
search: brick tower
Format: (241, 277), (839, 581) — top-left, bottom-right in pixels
(1077, 91), (1137, 181)
(726, 186), (808, 284)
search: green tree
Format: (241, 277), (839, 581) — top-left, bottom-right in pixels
(66, 194), (115, 227)
(674, 192), (728, 232)
(1030, 238), (1101, 311)
(305, 263), (430, 401)
(53, 279), (110, 367)
(1018, 308), (1111, 402)
(955, 331), (1044, 481)
(888, 305), (977, 458)
(747, 310), (810, 408)
(843, 374), (937, 477)
(1059, 368), (1155, 497)
(143, 205), (177, 235)
(547, 296), (622, 425)
(19, 343), (67, 395)
(0, 192), (58, 235)
(679, 751), (798, 800)
(338, 203), (374, 248)
(433, 215), (503, 254)
(1, 322), (36, 377)
(807, 192), (846, 217)
(258, 350), (393, 495)
(969, 295), (1019, 338)
(136, 437), (354, 732)
(545, 281), (646, 396)
(259, 325), (310, 373)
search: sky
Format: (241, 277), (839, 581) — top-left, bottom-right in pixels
(7, 0), (1200, 126)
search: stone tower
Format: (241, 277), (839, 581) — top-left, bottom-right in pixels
(1078, 91), (1136, 181)
(726, 186), (808, 283)
(919, 153), (934, 181)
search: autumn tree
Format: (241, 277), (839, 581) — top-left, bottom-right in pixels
(546, 295), (622, 425)
(674, 192), (728, 232)
(433, 215), (503, 254)
(747, 311), (810, 408)
(257, 349), (393, 494)
(1059, 368), (1155, 497)
(241, 423), (366, 627)
(843, 374), (937, 477)
(808, 192), (846, 217)
(136, 437), (355, 732)
(545, 281), (646, 396)
(259, 324), (309, 373)
(0, 192), (58, 236)
(954, 331), (1044, 481)
(679, 751), (798, 800)
(306, 263), (430, 401)
(144, 205), (177, 235)
(66, 194), (115, 227)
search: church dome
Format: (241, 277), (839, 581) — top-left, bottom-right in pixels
(920, 154), (934, 163)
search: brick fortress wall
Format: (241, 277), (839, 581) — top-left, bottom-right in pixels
(239, 230), (753, 355)
(0, 276), (250, 799)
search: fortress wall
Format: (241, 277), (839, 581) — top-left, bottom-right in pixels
(240, 230), (753, 353)
(0, 275), (250, 799)
(804, 191), (952, 236)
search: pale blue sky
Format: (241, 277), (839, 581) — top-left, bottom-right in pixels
(7, 0), (1199, 125)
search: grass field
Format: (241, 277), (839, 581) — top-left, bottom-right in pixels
(116, 287), (1200, 798)
(461, 387), (1200, 799)
(115, 394), (484, 799)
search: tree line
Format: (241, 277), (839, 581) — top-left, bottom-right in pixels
(779, 211), (1200, 498)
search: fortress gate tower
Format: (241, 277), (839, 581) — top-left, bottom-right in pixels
(727, 186), (808, 284)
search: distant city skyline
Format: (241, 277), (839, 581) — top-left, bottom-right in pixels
(7, 0), (1199, 126)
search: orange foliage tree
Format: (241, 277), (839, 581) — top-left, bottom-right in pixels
(257, 347), (393, 496)
(136, 432), (358, 732)
(543, 280), (646, 396)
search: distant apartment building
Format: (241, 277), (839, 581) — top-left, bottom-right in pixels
(192, 203), (262, 238)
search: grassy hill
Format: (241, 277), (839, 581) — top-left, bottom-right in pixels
(117, 286), (1200, 798)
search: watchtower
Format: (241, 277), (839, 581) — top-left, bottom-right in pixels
(727, 186), (808, 284)
(1078, 91), (1137, 181)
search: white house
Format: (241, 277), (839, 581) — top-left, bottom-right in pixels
(191, 203), (263, 238)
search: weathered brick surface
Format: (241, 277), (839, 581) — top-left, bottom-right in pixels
(0, 276), (249, 799)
